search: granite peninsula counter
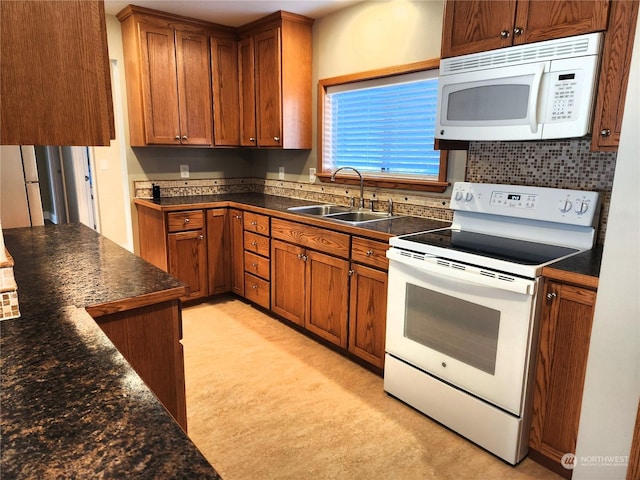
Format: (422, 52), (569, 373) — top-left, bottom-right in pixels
(1, 224), (221, 479)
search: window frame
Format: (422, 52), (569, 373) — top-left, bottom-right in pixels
(317, 59), (449, 193)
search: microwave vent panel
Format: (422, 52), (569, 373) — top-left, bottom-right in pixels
(441, 33), (600, 75)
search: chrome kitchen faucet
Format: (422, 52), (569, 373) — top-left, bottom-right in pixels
(330, 167), (364, 209)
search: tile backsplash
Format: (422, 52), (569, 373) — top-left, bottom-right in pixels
(136, 138), (615, 244)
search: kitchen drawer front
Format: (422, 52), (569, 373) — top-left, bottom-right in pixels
(351, 237), (389, 270)
(244, 251), (270, 281)
(243, 212), (270, 235)
(244, 273), (270, 309)
(271, 218), (350, 259)
(167, 210), (204, 232)
(244, 231), (270, 257)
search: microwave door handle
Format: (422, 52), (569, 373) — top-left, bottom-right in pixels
(528, 64), (545, 134)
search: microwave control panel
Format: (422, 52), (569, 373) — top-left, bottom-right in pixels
(450, 182), (599, 226)
(550, 72), (579, 121)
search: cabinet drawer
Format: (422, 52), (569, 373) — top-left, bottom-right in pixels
(271, 218), (350, 258)
(244, 251), (270, 281)
(244, 273), (270, 309)
(244, 212), (270, 235)
(244, 231), (270, 257)
(167, 210), (204, 232)
(351, 237), (389, 270)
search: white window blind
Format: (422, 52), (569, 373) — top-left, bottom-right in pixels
(323, 69), (440, 178)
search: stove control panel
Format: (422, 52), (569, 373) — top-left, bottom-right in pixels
(450, 182), (599, 226)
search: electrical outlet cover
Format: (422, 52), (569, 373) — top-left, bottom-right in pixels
(309, 167), (316, 183)
(180, 165), (189, 178)
(278, 166), (285, 180)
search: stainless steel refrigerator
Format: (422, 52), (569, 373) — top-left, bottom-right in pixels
(1, 146), (46, 228)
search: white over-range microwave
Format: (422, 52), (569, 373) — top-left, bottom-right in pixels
(435, 32), (603, 142)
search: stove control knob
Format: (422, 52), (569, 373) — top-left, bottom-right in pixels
(558, 199), (572, 213)
(465, 192), (474, 202)
(573, 200), (589, 215)
(454, 191), (464, 201)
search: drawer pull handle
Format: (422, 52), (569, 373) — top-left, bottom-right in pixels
(198, 235), (204, 240)
(251, 221), (257, 226)
(234, 215), (242, 220)
(297, 253), (308, 261)
(366, 250), (374, 256)
(184, 218), (190, 224)
(252, 284), (258, 289)
(252, 263), (258, 269)
(251, 241), (258, 247)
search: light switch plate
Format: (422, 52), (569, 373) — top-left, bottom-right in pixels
(309, 167), (316, 183)
(278, 166), (285, 180)
(180, 164), (189, 178)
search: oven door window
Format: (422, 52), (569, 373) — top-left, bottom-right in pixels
(405, 284), (500, 375)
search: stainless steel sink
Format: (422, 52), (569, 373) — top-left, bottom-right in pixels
(326, 211), (400, 224)
(287, 204), (401, 224)
(287, 204), (350, 216)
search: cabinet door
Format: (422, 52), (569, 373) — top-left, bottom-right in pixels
(441, 0), (517, 58)
(238, 37), (257, 146)
(271, 240), (306, 326)
(529, 281), (597, 478)
(513, 1), (610, 46)
(139, 23), (181, 145)
(591, 0), (639, 151)
(1, 0), (114, 146)
(168, 229), (207, 299)
(254, 28), (283, 147)
(175, 30), (213, 145)
(211, 37), (240, 146)
(207, 209), (231, 295)
(229, 209), (245, 296)
(306, 250), (349, 348)
(348, 264), (388, 369)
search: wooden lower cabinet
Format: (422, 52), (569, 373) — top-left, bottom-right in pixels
(168, 229), (207, 300)
(92, 299), (187, 431)
(206, 209), (231, 295)
(229, 209), (245, 296)
(271, 239), (349, 348)
(529, 280), (597, 478)
(348, 263), (388, 369)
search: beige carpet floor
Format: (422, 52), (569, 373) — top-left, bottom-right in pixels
(182, 296), (562, 480)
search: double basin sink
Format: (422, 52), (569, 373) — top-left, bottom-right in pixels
(287, 204), (402, 225)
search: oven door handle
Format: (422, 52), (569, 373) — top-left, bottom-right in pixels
(388, 252), (536, 296)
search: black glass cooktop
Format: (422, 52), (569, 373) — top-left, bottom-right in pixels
(398, 228), (579, 266)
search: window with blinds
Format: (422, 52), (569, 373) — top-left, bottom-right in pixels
(323, 69), (440, 179)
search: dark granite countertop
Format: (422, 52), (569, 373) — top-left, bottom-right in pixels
(1, 224), (221, 479)
(543, 243), (604, 287)
(136, 193), (602, 279)
(135, 192), (451, 240)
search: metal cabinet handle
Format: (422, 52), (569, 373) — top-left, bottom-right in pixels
(234, 215), (242, 220)
(274, 136), (280, 142)
(500, 30), (510, 38)
(348, 269), (354, 276)
(297, 253), (308, 261)
(366, 250), (374, 257)
(601, 129), (611, 137)
(513, 27), (524, 36)
(546, 292), (557, 302)
(198, 234), (204, 240)
(249, 137), (256, 142)
(175, 135), (180, 140)
(251, 221), (257, 226)
(252, 284), (258, 289)
(251, 241), (258, 247)
(182, 135), (188, 141)
(184, 218), (190, 224)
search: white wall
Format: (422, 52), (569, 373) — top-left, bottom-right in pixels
(573, 14), (640, 480)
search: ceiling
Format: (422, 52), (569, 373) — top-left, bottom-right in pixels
(104, 1), (363, 27)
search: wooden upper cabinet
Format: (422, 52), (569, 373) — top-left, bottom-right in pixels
(591, 0), (639, 151)
(211, 37), (240, 146)
(441, 0), (610, 58)
(0, 0), (114, 146)
(238, 12), (313, 149)
(118, 6), (213, 146)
